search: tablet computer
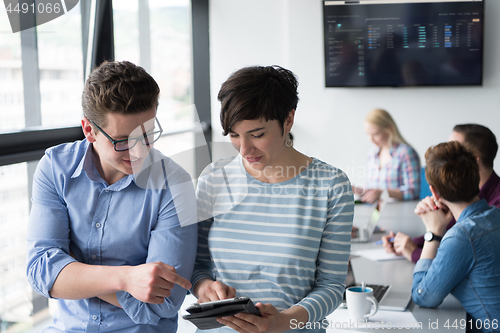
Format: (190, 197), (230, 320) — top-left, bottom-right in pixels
(182, 296), (261, 330)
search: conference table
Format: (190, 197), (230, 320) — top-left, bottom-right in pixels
(328, 200), (466, 332)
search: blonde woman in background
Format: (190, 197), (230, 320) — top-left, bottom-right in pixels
(353, 109), (421, 203)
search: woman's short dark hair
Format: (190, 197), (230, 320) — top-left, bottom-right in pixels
(425, 141), (480, 203)
(452, 124), (498, 169)
(218, 65), (299, 136)
(82, 60), (160, 128)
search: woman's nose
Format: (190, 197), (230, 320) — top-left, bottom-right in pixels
(239, 138), (253, 156)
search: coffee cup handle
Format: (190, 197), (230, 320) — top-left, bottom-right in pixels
(364, 296), (379, 318)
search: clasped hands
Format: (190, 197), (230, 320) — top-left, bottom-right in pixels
(413, 195), (453, 236)
(194, 278), (287, 333)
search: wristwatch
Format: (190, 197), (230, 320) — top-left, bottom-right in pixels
(424, 231), (442, 242)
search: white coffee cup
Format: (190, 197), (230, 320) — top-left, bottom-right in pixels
(346, 286), (379, 321)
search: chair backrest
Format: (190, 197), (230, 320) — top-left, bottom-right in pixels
(419, 166), (432, 199)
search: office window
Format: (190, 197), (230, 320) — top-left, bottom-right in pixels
(0, 1), (203, 330)
(149, 0), (193, 132)
(0, 162), (34, 331)
(37, 6), (83, 127)
(113, 0), (140, 64)
(0, 4), (83, 132)
(114, 0), (198, 175)
(0, 7), (24, 132)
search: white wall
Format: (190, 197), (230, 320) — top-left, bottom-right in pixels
(209, 0), (500, 185)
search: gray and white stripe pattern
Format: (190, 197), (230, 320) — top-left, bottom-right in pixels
(192, 155), (354, 329)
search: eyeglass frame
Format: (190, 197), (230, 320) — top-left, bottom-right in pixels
(88, 117), (163, 152)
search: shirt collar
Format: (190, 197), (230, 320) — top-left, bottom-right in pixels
(71, 140), (135, 190)
(71, 140), (93, 179)
(478, 171), (500, 201)
(374, 142), (399, 158)
(456, 199), (490, 223)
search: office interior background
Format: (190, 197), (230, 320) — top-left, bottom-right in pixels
(209, 0), (500, 186)
(0, 0), (499, 332)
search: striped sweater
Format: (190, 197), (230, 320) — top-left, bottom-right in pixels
(192, 155), (354, 332)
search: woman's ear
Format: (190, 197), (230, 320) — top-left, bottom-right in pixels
(429, 185), (440, 201)
(81, 118), (96, 143)
(284, 109), (295, 135)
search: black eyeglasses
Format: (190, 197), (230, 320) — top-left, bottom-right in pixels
(89, 118), (163, 152)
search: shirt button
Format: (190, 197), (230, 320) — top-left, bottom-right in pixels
(95, 223), (101, 228)
(92, 315), (97, 320)
(92, 255), (96, 259)
(418, 289), (423, 294)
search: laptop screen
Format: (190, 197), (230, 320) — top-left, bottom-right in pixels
(345, 260), (355, 288)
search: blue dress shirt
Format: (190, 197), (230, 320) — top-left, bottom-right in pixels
(26, 139), (198, 332)
(412, 199), (500, 333)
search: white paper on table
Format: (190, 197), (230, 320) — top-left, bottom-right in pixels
(352, 248), (407, 261)
(325, 308), (423, 331)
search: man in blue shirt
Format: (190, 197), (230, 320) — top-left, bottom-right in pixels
(412, 141), (500, 333)
(26, 61), (198, 332)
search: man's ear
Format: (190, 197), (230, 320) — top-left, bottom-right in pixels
(81, 118), (96, 143)
(429, 185), (440, 201)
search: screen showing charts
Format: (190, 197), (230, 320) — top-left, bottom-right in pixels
(323, 0), (484, 87)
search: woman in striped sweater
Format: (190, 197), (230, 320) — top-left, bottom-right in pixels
(191, 66), (354, 332)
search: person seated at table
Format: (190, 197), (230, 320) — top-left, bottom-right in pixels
(352, 108), (420, 204)
(411, 141), (500, 332)
(382, 124), (500, 262)
(192, 65), (354, 332)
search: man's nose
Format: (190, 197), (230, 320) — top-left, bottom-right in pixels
(129, 139), (148, 158)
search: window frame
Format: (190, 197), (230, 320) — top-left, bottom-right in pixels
(0, 0), (211, 328)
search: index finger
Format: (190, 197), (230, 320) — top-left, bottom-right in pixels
(159, 267), (191, 290)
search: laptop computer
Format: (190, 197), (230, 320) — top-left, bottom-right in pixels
(351, 203), (381, 243)
(341, 261), (412, 311)
(375, 200), (426, 238)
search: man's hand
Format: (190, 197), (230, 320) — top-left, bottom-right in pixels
(392, 232), (417, 262)
(381, 231), (397, 254)
(123, 262), (191, 304)
(194, 278), (236, 303)
(382, 231), (417, 262)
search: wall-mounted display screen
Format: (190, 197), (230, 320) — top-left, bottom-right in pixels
(323, 0), (484, 87)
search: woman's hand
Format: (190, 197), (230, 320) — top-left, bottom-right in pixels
(217, 303), (286, 333)
(352, 185), (366, 196)
(418, 208), (452, 237)
(414, 195), (450, 215)
(361, 189), (383, 203)
(194, 278), (236, 303)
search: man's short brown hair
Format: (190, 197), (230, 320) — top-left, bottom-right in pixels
(82, 61), (160, 128)
(425, 141), (480, 203)
(218, 65), (299, 136)
(452, 124), (498, 169)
